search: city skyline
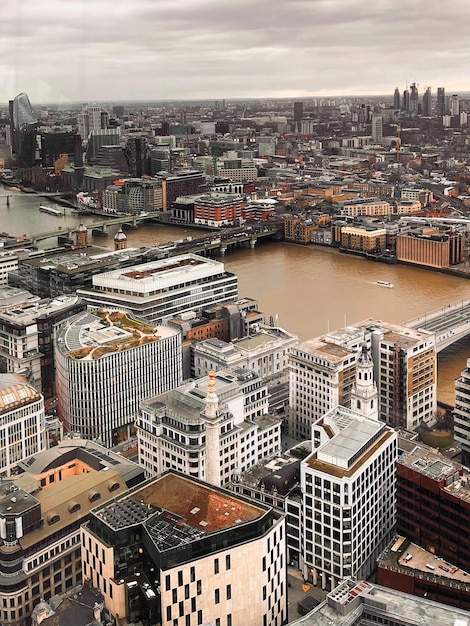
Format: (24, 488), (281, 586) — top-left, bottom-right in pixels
(3, 0), (470, 104)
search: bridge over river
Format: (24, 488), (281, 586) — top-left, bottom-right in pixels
(405, 299), (470, 353)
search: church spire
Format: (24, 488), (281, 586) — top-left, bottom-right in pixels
(351, 342), (378, 420)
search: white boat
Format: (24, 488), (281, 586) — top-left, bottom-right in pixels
(39, 205), (62, 216)
(376, 280), (394, 288)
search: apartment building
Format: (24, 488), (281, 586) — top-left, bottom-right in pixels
(396, 228), (464, 268)
(193, 192), (243, 227)
(82, 471), (287, 626)
(55, 310), (182, 447)
(339, 198), (393, 217)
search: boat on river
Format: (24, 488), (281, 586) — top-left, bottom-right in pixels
(39, 205), (62, 216)
(376, 280), (394, 288)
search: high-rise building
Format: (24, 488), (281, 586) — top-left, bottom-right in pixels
(422, 86), (432, 117)
(11, 92), (37, 167)
(410, 82), (419, 114)
(454, 357), (470, 465)
(293, 101), (304, 122)
(451, 94), (460, 116)
(137, 368), (281, 483)
(393, 87), (400, 109)
(403, 89), (410, 112)
(371, 114), (383, 143)
(77, 104), (103, 140)
(55, 310), (182, 446)
(301, 405), (397, 590)
(437, 87), (446, 116)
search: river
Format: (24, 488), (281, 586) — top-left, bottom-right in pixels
(1, 186), (469, 406)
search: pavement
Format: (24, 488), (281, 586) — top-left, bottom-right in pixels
(287, 567), (327, 622)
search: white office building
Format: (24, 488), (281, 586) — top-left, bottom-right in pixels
(193, 325), (298, 380)
(0, 373), (46, 477)
(454, 357), (470, 466)
(55, 310), (182, 447)
(137, 368), (281, 484)
(301, 405), (397, 590)
(77, 254), (239, 324)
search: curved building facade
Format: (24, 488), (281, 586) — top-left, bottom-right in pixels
(12, 92), (35, 130)
(55, 310), (182, 447)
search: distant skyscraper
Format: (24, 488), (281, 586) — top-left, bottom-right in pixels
(393, 87), (400, 110)
(410, 83), (418, 114)
(77, 104), (103, 140)
(422, 87), (432, 117)
(371, 114), (383, 144)
(437, 87), (446, 116)
(294, 101), (304, 122)
(451, 94), (460, 116)
(403, 89), (410, 112)
(11, 92), (37, 167)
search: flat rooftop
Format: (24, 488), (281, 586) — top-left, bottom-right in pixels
(378, 537), (470, 589)
(95, 473), (267, 544)
(317, 419), (385, 469)
(292, 578), (470, 626)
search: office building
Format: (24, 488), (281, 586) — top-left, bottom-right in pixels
(0, 295), (85, 397)
(0, 251), (19, 285)
(437, 87), (446, 116)
(393, 87), (400, 109)
(0, 373), (46, 477)
(77, 104), (103, 140)
(0, 439), (144, 626)
(371, 114), (383, 143)
(85, 128), (121, 163)
(82, 471), (287, 626)
(77, 254), (239, 325)
(410, 82), (419, 114)
(287, 330), (360, 439)
(0, 286), (40, 313)
(396, 441), (470, 574)
(301, 406), (397, 589)
(193, 325), (298, 380)
(289, 578), (470, 626)
(403, 89), (410, 112)
(11, 92), (37, 168)
(10, 245), (168, 299)
(156, 170), (206, 211)
(454, 357), (470, 465)
(294, 101), (304, 122)
(137, 368), (281, 483)
(55, 310), (182, 446)
(422, 86), (432, 117)
(451, 94), (460, 116)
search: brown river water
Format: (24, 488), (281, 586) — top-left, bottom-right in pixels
(1, 187), (469, 406)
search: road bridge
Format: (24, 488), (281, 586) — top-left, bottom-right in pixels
(31, 214), (152, 244)
(404, 299), (470, 353)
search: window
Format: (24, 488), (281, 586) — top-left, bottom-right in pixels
(215, 589), (220, 604)
(214, 558), (219, 574)
(226, 584), (231, 600)
(226, 554), (231, 570)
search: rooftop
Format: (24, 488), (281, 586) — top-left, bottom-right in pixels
(95, 473), (266, 543)
(0, 373), (41, 415)
(291, 578), (470, 626)
(378, 537), (470, 590)
(56, 310), (172, 359)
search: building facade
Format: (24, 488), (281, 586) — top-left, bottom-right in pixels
(454, 357), (470, 465)
(55, 310), (182, 446)
(0, 373), (46, 477)
(77, 254), (239, 325)
(137, 368), (281, 483)
(301, 406), (397, 590)
(82, 472), (287, 626)
(0, 439), (144, 626)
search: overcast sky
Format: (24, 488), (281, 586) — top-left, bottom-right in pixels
(2, 0), (470, 104)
